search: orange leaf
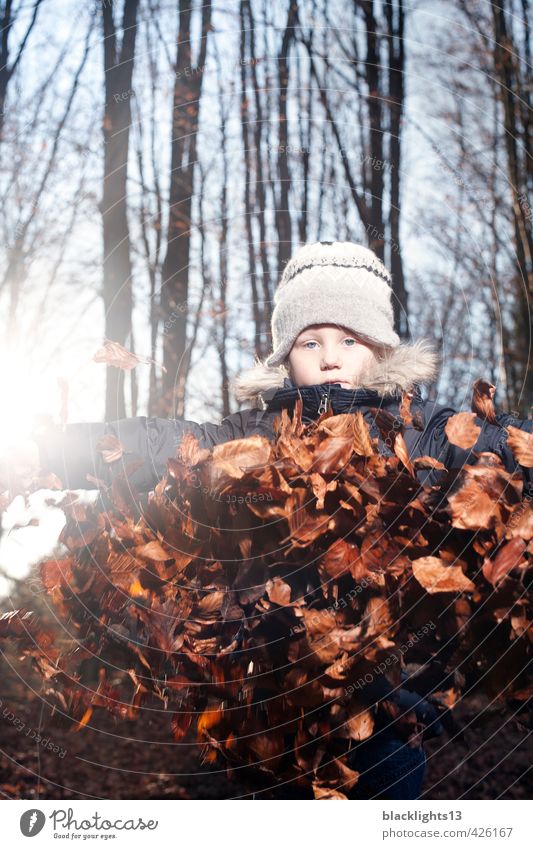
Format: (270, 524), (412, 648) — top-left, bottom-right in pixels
(212, 435), (272, 479)
(505, 425), (533, 467)
(412, 556), (475, 594)
(134, 541), (171, 561)
(266, 576), (292, 605)
(96, 433), (125, 463)
(471, 379), (497, 424)
(197, 705), (223, 734)
(482, 539), (527, 587)
(444, 411), (481, 449)
(74, 706), (93, 732)
(344, 704), (374, 740)
(93, 340), (166, 373)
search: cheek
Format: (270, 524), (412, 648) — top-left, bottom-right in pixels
(352, 346), (375, 364)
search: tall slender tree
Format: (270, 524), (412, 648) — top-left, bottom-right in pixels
(159, 0), (212, 418)
(101, 0), (140, 420)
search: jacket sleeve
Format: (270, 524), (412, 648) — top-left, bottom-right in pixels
(33, 412), (251, 493)
(413, 401), (533, 496)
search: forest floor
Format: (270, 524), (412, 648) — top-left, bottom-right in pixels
(0, 652), (530, 801)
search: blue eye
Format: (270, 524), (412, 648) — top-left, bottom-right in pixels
(304, 340), (318, 349)
(343, 338), (356, 346)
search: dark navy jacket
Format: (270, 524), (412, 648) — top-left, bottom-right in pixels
(35, 379), (533, 496)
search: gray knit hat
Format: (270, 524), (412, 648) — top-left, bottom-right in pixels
(265, 241), (401, 367)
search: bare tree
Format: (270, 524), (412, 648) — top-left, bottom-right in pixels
(159, 0), (212, 418)
(0, 0), (43, 140)
(101, 0), (140, 421)
(490, 0), (533, 408)
(299, 0), (410, 336)
(275, 1), (298, 275)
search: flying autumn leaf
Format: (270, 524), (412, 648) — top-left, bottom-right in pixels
(505, 425), (533, 467)
(265, 576), (292, 605)
(445, 411), (481, 449)
(482, 538), (527, 587)
(411, 556), (475, 594)
(344, 704), (374, 741)
(448, 479), (501, 530)
(93, 340), (166, 373)
(96, 433), (125, 463)
(471, 379), (497, 424)
(212, 435), (272, 478)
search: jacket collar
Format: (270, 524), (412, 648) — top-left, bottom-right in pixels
(232, 338), (439, 409)
(264, 379), (414, 421)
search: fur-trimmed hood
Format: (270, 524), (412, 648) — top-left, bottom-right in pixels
(233, 338), (440, 408)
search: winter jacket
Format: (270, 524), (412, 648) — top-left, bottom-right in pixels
(34, 340), (533, 497)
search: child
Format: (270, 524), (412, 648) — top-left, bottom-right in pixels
(19, 241), (530, 498)
(3, 240), (532, 798)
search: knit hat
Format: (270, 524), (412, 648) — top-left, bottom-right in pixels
(265, 241), (401, 367)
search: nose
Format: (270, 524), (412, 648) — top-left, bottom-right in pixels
(320, 347), (342, 369)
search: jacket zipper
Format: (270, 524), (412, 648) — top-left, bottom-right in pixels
(317, 391), (329, 415)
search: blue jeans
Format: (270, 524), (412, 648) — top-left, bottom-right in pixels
(347, 730), (427, 799)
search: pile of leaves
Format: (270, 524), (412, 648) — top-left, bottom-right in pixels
(1, 381), (532, 799)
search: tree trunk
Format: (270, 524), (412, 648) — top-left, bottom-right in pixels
(275, 1), (298, 276)
(491, 0), (533, 410)
(101, 0), (139, 421)
(159, 0), (212, 418)
(385, 0), (409, 338)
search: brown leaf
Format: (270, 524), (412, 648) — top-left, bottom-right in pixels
(482, 539), (527, 587)
(134, 541), (172, 561)
(393, 432), (415, 477)
(96, 433), (125, 463)
(362, 596), (393, 637)
(505, 425), (533, 467)
(312, 434), (356, 474)
(343, 703), (374, 741)
(266, 576), (292, 606)
(399, 392), (414, 427)
(312, 785), (349, 800)
(39, 558), (74, 592)
(309, 472), (337, 510)
(178, 431), (211, 466)
(352, 412), (375, 457)
(93, 340), (142, 370)
(93, 340), (166, 373)
(196, 590), (226, 615)
(444, 411), (481, 449)
(505, 501), (533, 539)
(171, 710), (193, 741)
(471, 379), (497, 424)
(413, 455), (446, 471)
(448, 478), (501, 530)
(411, 556), (475, 594)
(212, 435), (272, 479)
(319, 538), (357, 580)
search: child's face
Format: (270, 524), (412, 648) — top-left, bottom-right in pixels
(287, 324), (378, 387)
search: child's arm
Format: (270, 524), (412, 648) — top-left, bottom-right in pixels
(6, 411), (258, 494)
(414, 401), (533, 496)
